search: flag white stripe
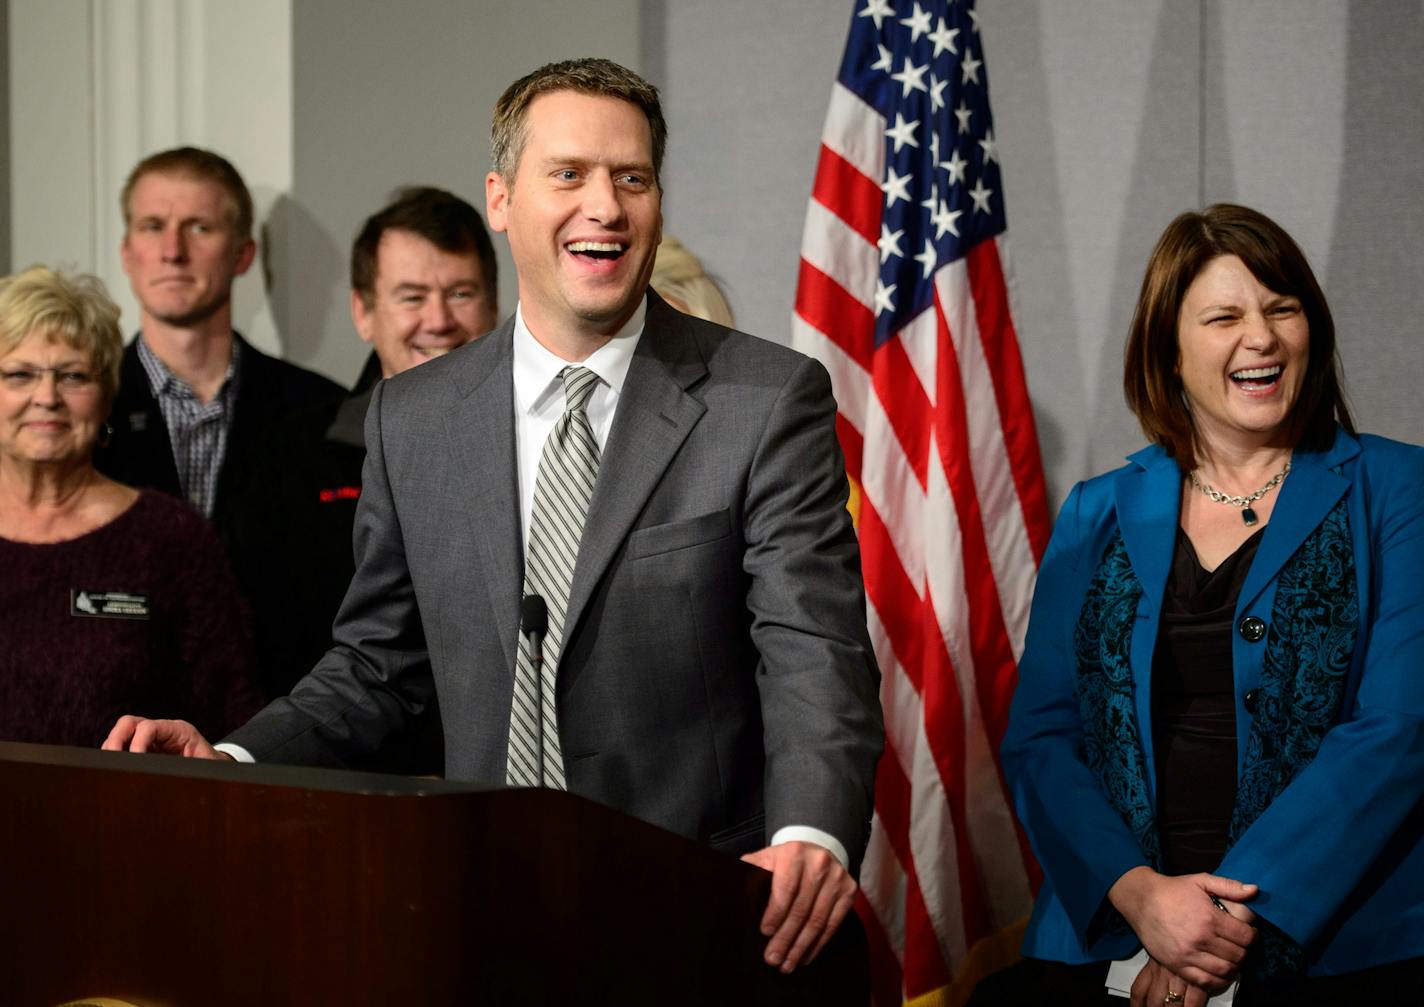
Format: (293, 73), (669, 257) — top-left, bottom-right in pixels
(821, 81), (885, 182)
(792, 314), (869, 436)
(800, 197), (879, 313)
(860, 811), (909, 960)
(937, 261), (1038, 660)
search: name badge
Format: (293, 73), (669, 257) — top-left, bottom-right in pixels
(72, 589), (151, 619)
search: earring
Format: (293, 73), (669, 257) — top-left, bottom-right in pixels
(97, 422), (114, 449)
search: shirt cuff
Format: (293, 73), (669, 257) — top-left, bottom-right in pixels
(769, 826), (849, 871)
(214, 742), (255, 763)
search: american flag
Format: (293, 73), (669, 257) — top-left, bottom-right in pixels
(792, 1), (1051, 1003)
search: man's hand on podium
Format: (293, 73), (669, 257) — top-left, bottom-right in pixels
(102, 716), (232, 760)
(742, 840), (857, 974)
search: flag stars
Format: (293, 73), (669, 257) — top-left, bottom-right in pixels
(954, 100), (973, 134)
(932, 200), (963, 239)
(929, 131), (940, 165)
(928, 18), (959, 57)
(870, 43), (893, 74)
(900, 2), (933, 43)
(961, 49), (983, 85)
(858, 0), (894, 31)
(885, 112), (920, 153)
(928, 73), (948, 112)
(968, 7), (980, 32)
(878, 223), (905, 264)
(979, 129), (999, 166)
(915, 239), (938, 279)
(969, 177), (994, 214)
(874, 279), (897, 316)
(881, 165), (912, 207)
(941, 146), (968, 186)
(891, 58), (929, 98)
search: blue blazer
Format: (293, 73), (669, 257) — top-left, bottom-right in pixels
(1001, 429), (1424, 975)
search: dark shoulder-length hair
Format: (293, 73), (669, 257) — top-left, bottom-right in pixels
(1123, 203), (1354, 464)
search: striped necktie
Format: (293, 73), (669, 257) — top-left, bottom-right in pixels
(506, 365), (601, 789)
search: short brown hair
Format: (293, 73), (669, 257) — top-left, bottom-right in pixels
(121, 147), (254, 240)
(0, 266), (123, 404)
(1123, 203), (1354, 463)
(351, 186), (498, 309)
(491, 58), (666, 184)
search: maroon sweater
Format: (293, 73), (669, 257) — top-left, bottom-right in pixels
(0, 490), (261, 747)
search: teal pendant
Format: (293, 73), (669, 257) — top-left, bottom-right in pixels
(1242, 506), (1259, 527)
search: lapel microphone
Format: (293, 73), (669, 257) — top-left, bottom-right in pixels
(521, 594), (549, 786)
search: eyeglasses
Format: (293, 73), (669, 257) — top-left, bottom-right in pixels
(0, 366), (100, 392)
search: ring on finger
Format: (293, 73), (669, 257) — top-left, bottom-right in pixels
(1163, 991), (1183, 1005)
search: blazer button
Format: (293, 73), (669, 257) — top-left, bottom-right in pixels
(1238, 615), (1267, 642)
(1243, 688), (1260, 715)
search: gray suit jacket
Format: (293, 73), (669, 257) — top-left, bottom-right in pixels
(228, 294), (883, 867)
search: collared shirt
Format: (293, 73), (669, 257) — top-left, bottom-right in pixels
(136, 337), (241, 518)
(511, 297), (644, 548)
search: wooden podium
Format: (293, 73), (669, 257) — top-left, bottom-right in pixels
(1, 741), (869, 1006)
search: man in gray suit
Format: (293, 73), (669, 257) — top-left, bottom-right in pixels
(107, 58), (882, 973)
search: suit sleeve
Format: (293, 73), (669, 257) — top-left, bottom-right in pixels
(742, 354), (883, 873)
(1000, 483), (1151, 949)
(223, 379), (436, 765)
(1216, 445), (1424, 946)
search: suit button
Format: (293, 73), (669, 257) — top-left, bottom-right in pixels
(1239, 616), (1267, 642)
(1244, 688), (1260, 714)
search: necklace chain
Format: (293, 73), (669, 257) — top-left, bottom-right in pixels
(1188, 460), (1292, 509)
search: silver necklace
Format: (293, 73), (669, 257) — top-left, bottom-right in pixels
(1188, 460), (1291, 527)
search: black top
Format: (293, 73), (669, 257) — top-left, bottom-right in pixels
(1151, 527), (1263, 876)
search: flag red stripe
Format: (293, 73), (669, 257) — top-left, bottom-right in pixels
(871, 332), (932, 490)
(862, 493), (992, 992)
(795, 261), (875, 371)
(812, 144), (884, 246)
(933, 294), (1046, 894)
(857, 499), (925, 694)
(857, 888), (905, 1007)
(917, 597), (995, 955)
(966, 240), (1052, 559)
(902, 869), (953, 996)
(931, 295), (1022, 749)
(876, 732), (953, 996)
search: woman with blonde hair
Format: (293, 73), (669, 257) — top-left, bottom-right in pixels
(0, 266), (257, 747)
(651, 236), (735, 326)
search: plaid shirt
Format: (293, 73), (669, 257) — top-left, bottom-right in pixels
(136, 337), (242, 517)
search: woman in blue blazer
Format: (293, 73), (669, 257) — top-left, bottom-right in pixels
(993, 205), (1423, 1006)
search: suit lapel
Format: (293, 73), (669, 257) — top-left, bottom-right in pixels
(443, 321), (524, 676)
(561, 301), (708, 651)
(1238, 434), (1357, 611)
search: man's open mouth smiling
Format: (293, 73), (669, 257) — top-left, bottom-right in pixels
(567, 240), (627, 262)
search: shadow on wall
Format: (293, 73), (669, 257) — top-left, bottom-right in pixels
(1095, 1), (1208, 473)
(262, 193), (343, 368)
(994, 0), (1077, 511)
(1325, 4), (1424, 441)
